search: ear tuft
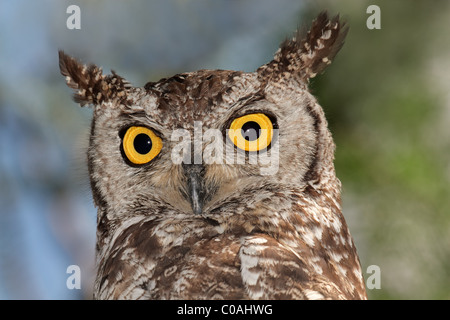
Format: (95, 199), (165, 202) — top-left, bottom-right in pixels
(258, 11), (348, 83)
(58, 50), (130, 106)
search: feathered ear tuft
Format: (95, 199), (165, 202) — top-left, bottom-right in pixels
(258, 11), (348, 83)
(58, 50), (131, 106)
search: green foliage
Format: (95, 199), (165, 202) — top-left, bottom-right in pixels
(306, 0), (450, 299)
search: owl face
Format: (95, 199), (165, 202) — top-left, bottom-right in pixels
(82, 66), (321, 224)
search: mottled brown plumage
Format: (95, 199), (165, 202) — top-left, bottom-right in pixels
(59, 12), (367, 300)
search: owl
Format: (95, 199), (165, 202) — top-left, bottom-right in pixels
(59, 12), (367, 300)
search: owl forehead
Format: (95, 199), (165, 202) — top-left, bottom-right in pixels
(132, 70), (261, 131)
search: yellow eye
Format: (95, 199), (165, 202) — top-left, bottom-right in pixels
(122, 126), (162, 165)
(227, 113), (273, 152)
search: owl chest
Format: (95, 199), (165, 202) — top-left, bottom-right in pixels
(148, 233), (248, 299)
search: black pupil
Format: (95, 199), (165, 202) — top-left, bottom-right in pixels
(241, 121), (261, 141)
(134, 133), (152, 154)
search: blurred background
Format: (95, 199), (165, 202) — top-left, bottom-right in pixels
(0, 0), (449, 299)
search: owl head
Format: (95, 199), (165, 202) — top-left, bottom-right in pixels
(59, 12), (348, 238)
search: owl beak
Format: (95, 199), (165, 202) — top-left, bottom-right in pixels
(183, 164), (205, 215)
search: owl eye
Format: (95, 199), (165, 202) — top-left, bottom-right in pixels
(228, 113), (273, 152)
(122, 126), (162, 165)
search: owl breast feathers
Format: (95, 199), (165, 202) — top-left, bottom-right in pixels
(59, 12), (367, 300)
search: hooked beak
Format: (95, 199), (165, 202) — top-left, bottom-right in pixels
(183, 164), (205, 215)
